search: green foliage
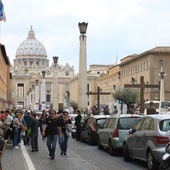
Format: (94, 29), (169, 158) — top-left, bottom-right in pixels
(24, 67), (29, 73)
(113, 88), (139, 109)
(69, 101), (78, 112)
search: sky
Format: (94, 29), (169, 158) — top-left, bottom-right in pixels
(1, 0), (170, 73)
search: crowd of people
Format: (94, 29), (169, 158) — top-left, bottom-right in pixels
(0, 108), (75, 160)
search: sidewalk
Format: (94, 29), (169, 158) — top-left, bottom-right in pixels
(2, 141), (29, 170)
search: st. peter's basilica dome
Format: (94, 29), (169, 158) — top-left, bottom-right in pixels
(16, 26), (47, 57)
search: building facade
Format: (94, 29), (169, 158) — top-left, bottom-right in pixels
(98, 47), (170, 112)
(10, 26), (74, 111)
(0, 44), (11, 110)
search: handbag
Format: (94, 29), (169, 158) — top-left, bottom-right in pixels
(27, 128), (31, 137)
(22, 126), (27, 132)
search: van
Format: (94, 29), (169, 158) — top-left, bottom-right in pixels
(144, 100), (170, 115)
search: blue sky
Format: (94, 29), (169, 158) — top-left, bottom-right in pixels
(1, 0), (170, 73)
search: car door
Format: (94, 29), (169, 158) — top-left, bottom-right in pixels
(127, 118), (144, 156)
(99, 118), (109, 145)
(103, 118), (115, 147)
(136, 117), (153, 158)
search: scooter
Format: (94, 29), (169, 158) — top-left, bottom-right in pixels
(159, 131), (170, 170)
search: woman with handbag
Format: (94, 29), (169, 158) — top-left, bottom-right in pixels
(59, 111), (72, 155)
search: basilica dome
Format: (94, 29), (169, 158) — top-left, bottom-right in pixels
(16, 26), (47, 57)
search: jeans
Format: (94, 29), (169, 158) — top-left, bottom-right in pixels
(46, 134), (58, 158)
(60, 133), (68, 154)
(13, 128), (19, 147)
(30, 133), (38, 151)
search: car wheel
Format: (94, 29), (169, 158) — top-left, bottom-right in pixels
(147, 150), (159, 170)
(88, 134), (93, 145)
(159, 160), (170, 170)
(97, 136), (103, 150)
(109, 141), (114, 155)
(123, 143), (131, 161)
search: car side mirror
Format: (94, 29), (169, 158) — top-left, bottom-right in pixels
(98, 124), (104, 129)
(129, 128), (136, 134)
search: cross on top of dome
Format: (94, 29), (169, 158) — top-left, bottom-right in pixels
(28, 25), (35, 39)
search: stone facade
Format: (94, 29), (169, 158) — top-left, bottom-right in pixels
(0, 44), (10, 110)
(99, 47), (170, 109)
(10, 27), (74, 111)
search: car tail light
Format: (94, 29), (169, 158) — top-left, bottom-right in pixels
(91, 125), (96, 131)
(112, 128), (119, 137)
(154, 136), (169, 145)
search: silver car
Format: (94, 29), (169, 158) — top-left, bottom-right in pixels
(123, 114), (170, 170)
(97, 114), (142, 155)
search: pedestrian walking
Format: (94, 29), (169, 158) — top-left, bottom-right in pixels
(42, 110), (61, 160)
(59, 111), (72, 155)
(75, 110), (82, 141)
(12, 111), (22, 149)
(39, 110), (48, 140)
(3, 110), (13, 141)
(23, 110), (33, 148)
(29, 112), (39, 152)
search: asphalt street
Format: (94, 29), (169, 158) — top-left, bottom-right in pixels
(2, 134), (148, 170)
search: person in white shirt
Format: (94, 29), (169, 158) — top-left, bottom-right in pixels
(3, 110), (13, 141)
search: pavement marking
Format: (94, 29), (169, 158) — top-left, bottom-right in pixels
(21, 143), (36, 170)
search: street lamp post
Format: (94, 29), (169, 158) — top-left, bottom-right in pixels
(159, 67), (166, 102)
(53, 56), (59, 111)
(32, 85), (35, 110)
(41, 71), (46, 110)
(78, 22), (88, 110)
(35, 80), (39, 110)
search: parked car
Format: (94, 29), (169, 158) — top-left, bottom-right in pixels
(97, 114), (142, 155)
(68, 114), (78, 125)
(123, 114), (170, 170)
(80, 115), (110, 145)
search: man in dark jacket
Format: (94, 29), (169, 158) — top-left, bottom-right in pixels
(30, 112), (39, 152)
(75, 110), (82, 141)
(147, 101), (157, 115)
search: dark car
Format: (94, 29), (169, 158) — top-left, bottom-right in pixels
(80, 115), (110, 145)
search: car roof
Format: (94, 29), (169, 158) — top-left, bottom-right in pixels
(109, 114), (143, 118)
(142, 114), (170, 120)
(91, 115), (110, 119)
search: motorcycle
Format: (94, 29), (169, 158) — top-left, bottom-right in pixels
(159, 131), (170, 170)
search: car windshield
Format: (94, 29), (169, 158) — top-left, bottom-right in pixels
(118, 117), (141, 130)
(159, 119), (170, 131)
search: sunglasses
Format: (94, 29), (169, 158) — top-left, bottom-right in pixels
(50, 112), (56, 114)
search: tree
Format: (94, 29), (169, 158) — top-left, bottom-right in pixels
(113, 88), (139, 113)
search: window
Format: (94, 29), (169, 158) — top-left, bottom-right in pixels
(65, 71), (69, 76)
(132, 118), (144, 132)
(118, 117), (141, 130)
(140, 118), (152, 131)
(103, 119), (109, 128)
(160, 119), (170, 131)
(107, 118), (114, 128)
(46, 94), (51, 102)
(159, 60), (163, 67)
